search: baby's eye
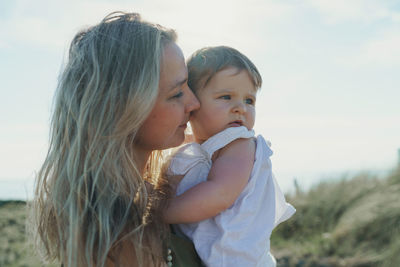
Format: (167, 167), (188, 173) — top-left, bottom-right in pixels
(219, 95), (231, 100)
(245, 98), (255, 105)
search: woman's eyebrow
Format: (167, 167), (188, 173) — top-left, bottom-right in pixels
(168, 77), (187, 91)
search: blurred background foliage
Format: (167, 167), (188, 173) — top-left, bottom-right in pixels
(0, 200), (56, 267)
(271, 166), (400, 267)
(1, 167), (399, 266)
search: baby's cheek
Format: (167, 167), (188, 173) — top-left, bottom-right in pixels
(248, 109), (256, 128)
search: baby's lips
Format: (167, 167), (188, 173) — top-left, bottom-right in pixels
(229, 121), (243, 127)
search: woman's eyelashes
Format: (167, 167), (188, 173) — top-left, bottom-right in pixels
(171, 90), (184, 99)
(170, 83), (191, 99)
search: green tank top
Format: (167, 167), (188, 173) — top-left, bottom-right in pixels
(167, 232), (203, 267)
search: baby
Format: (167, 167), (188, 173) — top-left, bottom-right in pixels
(164, 46), (295, 267)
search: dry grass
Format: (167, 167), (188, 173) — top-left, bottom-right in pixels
(271, 167), (400, 266)
(0, 201), (58, 267)
(1, 167), (399, 266)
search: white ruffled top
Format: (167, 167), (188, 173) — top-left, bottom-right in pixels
(168, 126), (295, 267)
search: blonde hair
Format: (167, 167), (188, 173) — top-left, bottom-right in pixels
(31, 12), (176, 267)
(187, 46), (262, 93)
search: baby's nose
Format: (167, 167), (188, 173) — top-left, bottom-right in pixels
(232, 102), (246, 113)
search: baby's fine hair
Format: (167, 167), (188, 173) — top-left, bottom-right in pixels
(187, 46), (262, 93)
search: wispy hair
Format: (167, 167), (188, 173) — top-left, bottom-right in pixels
(31, 12), (176, 267)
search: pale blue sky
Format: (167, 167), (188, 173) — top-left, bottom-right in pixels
(1, 0), (399, 199)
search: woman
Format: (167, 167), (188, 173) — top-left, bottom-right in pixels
(31, 12), (200, 266)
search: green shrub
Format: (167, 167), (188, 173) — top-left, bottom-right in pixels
(272, 170), (400, 266)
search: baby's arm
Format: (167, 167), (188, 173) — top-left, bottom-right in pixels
(164, 137), (256, 224)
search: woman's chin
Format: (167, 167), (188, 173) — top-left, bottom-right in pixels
(165, 133), (186, 149)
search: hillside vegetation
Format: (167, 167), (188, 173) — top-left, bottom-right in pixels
(1, 167), (399, 266)
(271, 167), (400, 267)
(0, 200), (56, 267)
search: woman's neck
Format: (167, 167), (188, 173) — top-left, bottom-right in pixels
(132, 146), (152, 175)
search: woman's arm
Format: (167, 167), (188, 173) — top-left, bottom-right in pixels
(163, 137), (256, 224)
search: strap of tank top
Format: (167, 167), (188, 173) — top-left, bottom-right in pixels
(201, 126), (255, 158)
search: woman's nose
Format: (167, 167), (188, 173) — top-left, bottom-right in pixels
(185, 88), (200, 113)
